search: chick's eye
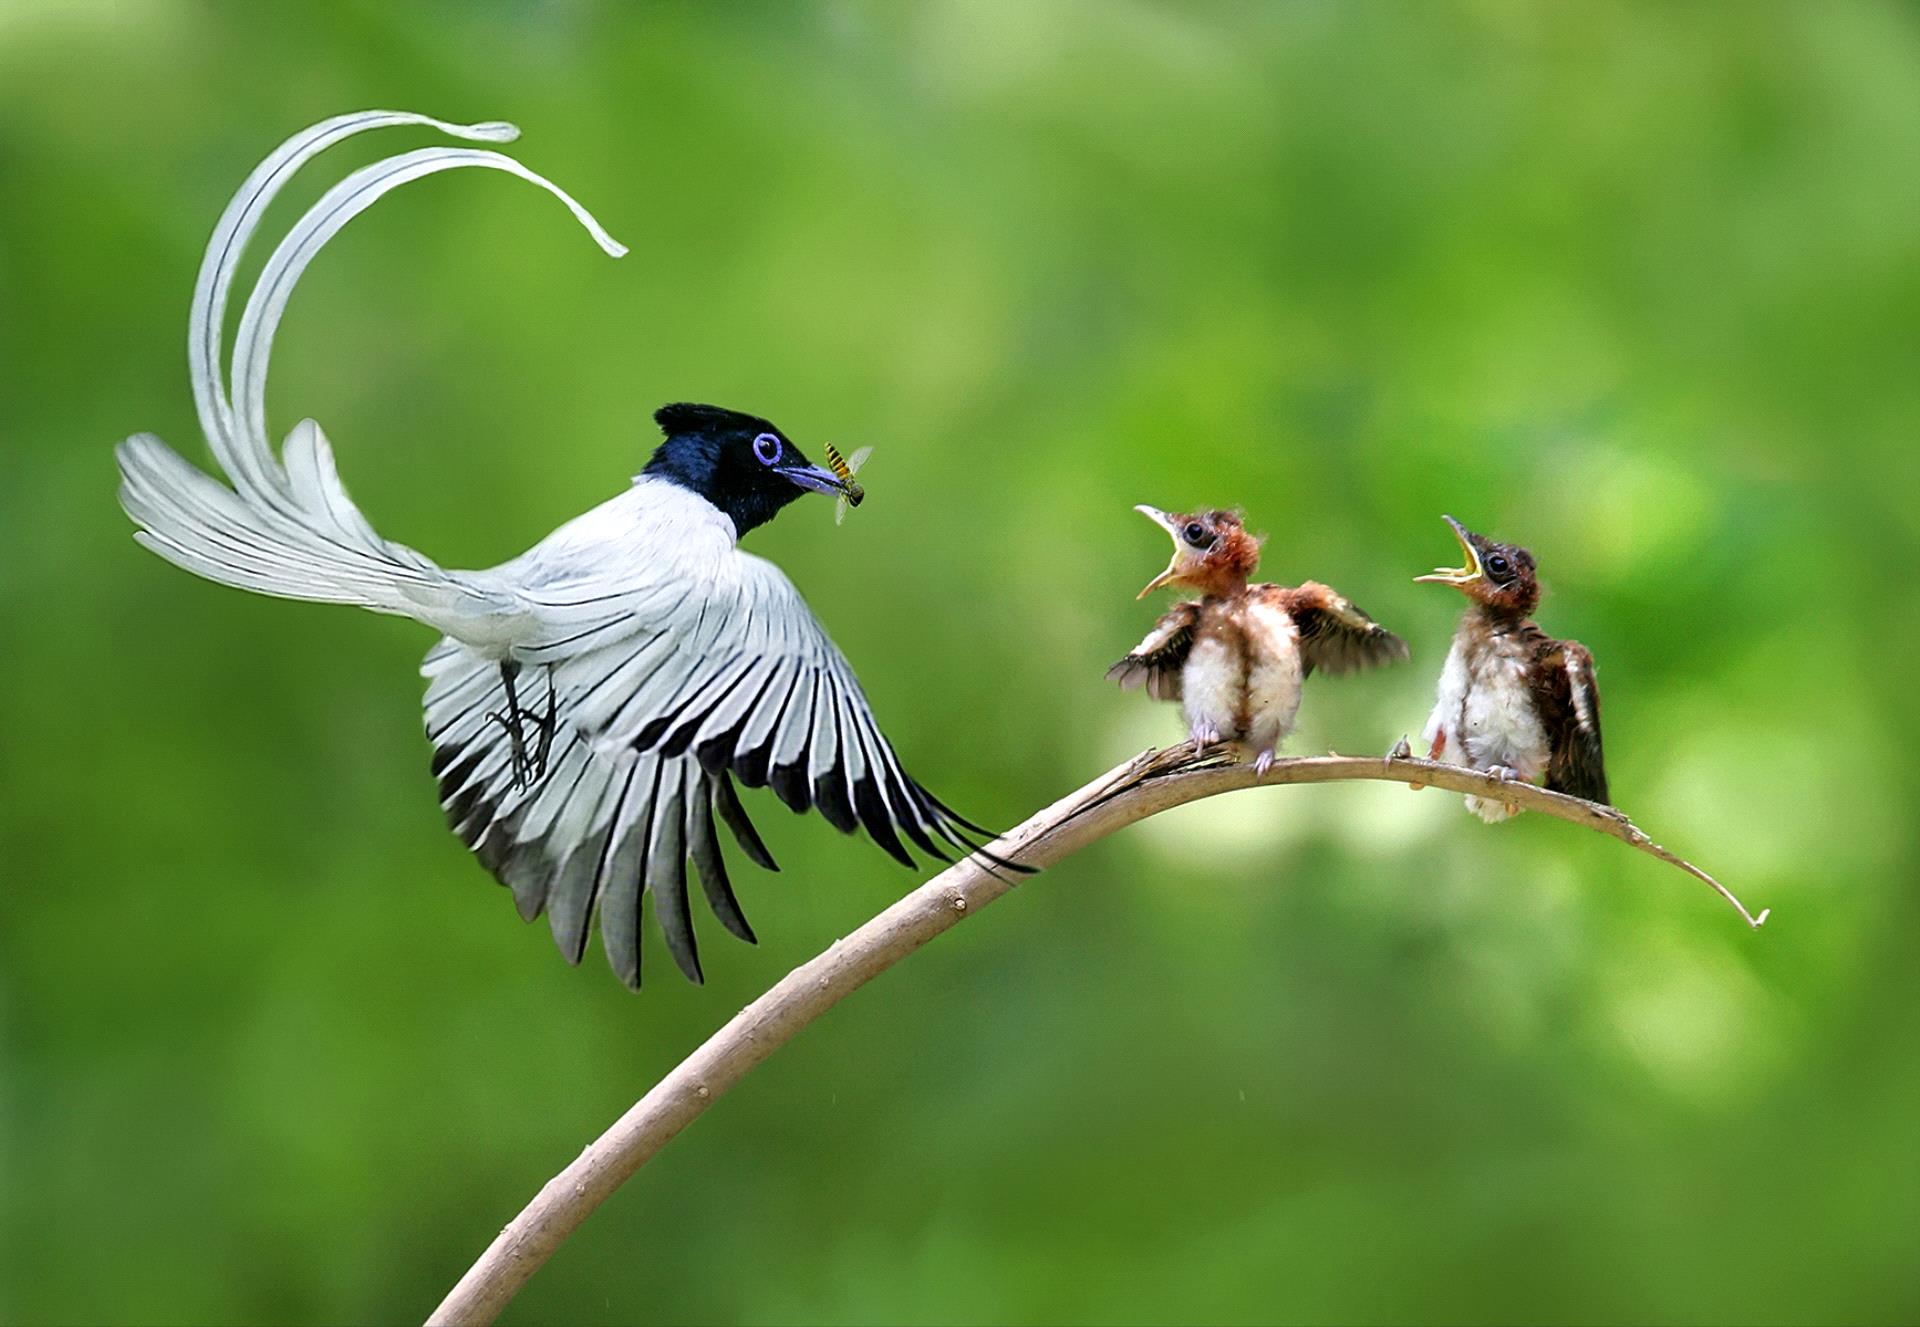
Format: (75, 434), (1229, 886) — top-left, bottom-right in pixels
(1485, 553), (1510, 578)
(752, 432), (782, 465)
(1183, 523), (1210, 547)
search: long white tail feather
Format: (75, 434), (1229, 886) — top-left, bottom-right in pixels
(228, 146), (625, 482)
(280, 418), (411, 561)
(128, 109), (625, 648)
(191, 112), (522, 512)
(119, 432), (414, 608)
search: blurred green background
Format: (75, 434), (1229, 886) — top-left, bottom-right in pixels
(4, 2), (1918, 1323)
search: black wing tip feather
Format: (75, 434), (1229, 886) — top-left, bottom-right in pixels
(658, 721), (701, 759)
(431, 651), (1045, 994)
(690, 786), (760, 946)
(909, 779), (1036, 876)
(852, 774), (918, 869)
(426, 654), (783, 996)
(434, 766), (744, 995)
(811, 771), (860, 834)
(661, 934), (705, 986)
(732, 742), (775, 788)
(630, 707), (683, 752)
(768, 760), (813, 814)
(652, 858), (708, 987)
(713, 770), (780, 871)
(910, 780), (995, 839)
(890, 796), (952, 864)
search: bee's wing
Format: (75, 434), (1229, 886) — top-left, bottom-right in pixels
(833, 447), (872, 524)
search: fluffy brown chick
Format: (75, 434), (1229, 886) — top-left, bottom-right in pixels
(1415, 514), (1608, 821)
(1109, 506), (1408, 773)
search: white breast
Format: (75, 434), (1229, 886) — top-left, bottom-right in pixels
(1424, 629), (1549, 806)
(1181, 631), (1242, 745)
(1240, 597), (1303, 755)
(1177, 598), (1307, 755)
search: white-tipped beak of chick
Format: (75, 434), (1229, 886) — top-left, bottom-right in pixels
(1414, 514), (1484, 587)
(1135, 504), (1193, 599)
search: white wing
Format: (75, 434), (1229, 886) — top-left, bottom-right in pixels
(425, 638), (773, 989)
(426, 515), (1009, 987)
(507, 496), (996, 870)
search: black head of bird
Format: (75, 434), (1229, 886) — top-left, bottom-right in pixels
(643, 403), (853, 537)
(1414, 515), (1540, 617)
(1134, 506), (1263, 599)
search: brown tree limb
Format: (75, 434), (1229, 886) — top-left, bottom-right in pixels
(425, 745), (1765, 1325)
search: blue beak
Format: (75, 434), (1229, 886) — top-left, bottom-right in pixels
(780, 460), (853, 498)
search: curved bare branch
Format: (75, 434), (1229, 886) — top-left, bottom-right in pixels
(426, 745), (1765, 1325)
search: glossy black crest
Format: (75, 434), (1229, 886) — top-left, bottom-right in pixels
(643, 403), (823, 537)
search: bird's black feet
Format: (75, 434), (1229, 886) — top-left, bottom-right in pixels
(486, 661), (558, 790)
(533, 665), (557, 773)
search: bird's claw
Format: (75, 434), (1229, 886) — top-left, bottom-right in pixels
(484, 708), (532, 787)
(1252, 748), (1276, 778)
(1486, 764), (1522, 816)
(1386, 734), (1425, 789)
(534, 666), (557, 771)
(490, 664), (558, 791)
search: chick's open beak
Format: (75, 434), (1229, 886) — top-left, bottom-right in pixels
(1134, 504), (1186, 598)
(780, 459), (854, 498)
(1414, 514), (1484, 586)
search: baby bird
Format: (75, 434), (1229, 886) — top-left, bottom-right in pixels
(1109, 506), (1408, 773)
(1415, 515), (1608, 822)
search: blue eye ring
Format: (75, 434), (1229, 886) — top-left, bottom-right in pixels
(752, 432), (782, 466)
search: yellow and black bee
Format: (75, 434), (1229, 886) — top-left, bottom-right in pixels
(822, 441), (872, 525)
